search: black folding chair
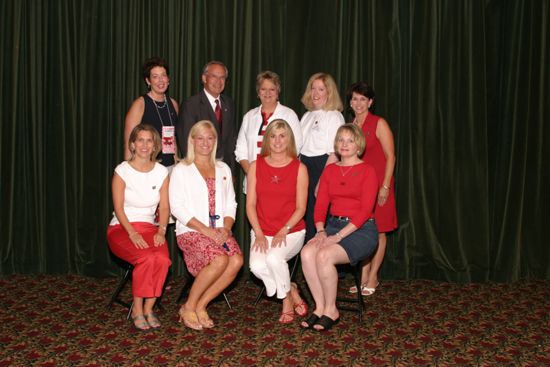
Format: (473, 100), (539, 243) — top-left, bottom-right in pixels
(335, 263), (365, 321)
(253, 254), (302, 306)
(175, 260), (233, 309)
(107, 261), (164, 319)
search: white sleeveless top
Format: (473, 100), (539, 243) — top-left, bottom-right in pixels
(109, 161), (168, 225)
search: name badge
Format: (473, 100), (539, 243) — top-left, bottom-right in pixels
(162, 126), (176, 154)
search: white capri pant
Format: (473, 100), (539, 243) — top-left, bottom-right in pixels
(249, 229), (305, 299)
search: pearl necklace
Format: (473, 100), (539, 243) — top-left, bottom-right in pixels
(151, 94), (173, 127)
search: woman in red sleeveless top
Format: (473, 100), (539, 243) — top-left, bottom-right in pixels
(348, 82), (398, 296)
(246, 120), (309, 324)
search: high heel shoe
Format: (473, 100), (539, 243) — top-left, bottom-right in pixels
(361, 282), (380, 296)
(178, 308), (203, 331)
(349, 283), (366, 294)
(350, 282), (380, 295)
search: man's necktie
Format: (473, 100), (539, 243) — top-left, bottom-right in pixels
(215, 99), (223, 133)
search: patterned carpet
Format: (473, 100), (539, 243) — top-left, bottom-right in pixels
(0, 273), (548, 366)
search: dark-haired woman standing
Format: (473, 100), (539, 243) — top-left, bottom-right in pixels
(124, 57), (179, 167)
(348, 82), (397, 296)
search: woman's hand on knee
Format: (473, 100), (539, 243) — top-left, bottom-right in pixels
(129, 232), (148, 249)
(324, 235), (340, 246)
(153, 233), (166, 247)
(271, 231), (287, 248)
(252, 235), (268, 253)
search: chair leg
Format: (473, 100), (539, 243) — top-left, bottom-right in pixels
(335, 263), (365, 320)
(108, 262), (164, 318)
(253, 286), (265, 306)
(352, 264), (365, 321)
(107, 266), (133, 310)
(126, 301), (134, 320)
(254, 254), (301, 307)
(289, 255), (300, 279)
(222, 292), (232, 309)
(289, 255), (303, 295)
(176, 276), (193, 305)
(176, 275), (232, 309)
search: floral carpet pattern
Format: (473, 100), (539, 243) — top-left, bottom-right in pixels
(0, 274), (548, 366)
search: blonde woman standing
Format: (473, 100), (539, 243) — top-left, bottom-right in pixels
(299, 73), (345, 243)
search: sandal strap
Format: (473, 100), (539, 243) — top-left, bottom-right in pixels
(301, 313), (320, 329)
(144, 312), (160, 327)
(196, 311), (214, 328)
(314, 315), (339, 331)
(132, 315), (150, 330)
(279, 310), (295, 323)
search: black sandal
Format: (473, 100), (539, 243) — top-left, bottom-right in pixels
(301, 313), (320, 329)
(313, 315), (340, 331)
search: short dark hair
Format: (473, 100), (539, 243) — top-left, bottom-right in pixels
(347, 81), (376, 112)
(142, 57), (169, 83)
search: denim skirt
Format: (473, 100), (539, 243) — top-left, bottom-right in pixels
(326, 216), (379, 266)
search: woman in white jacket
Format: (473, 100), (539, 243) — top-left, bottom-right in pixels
(170, 120), (243, 331)
(235, 71), (302, 192)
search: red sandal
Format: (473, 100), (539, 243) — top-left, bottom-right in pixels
(278, 310), (295, 324)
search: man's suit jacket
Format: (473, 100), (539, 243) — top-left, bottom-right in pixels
(176, 90), (237, 174)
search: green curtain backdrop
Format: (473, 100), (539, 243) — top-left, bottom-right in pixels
(1, 0), (548, 281)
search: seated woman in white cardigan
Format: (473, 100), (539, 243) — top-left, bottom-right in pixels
(170, 120), (243, 331)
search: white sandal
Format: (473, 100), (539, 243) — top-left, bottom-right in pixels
(361, 282), (380, 296)
(349, 283), (367, 294)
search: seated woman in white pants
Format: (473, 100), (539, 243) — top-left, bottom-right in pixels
(246, 119), (309, 323)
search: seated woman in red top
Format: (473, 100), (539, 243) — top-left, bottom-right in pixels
(246, 119), (309, 324)
(300, 123), (379, 331)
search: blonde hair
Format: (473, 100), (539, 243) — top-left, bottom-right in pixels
(333, 123), (366, 159)
(300, 72), (343, 112)
(128, 124), (161, 162)
(260, 119), (297, 159)
(183, 120), (218, 166)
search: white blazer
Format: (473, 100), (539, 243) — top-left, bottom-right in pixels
(235, 102), (302, 164)
(169, 161), (237, 236)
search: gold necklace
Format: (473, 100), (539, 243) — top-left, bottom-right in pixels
(339, 165), (354, 176)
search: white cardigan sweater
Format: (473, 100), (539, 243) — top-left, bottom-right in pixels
(234, 102), (302, 164)
(169, 161), (237, 236)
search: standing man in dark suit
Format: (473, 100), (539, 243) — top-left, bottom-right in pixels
(176, 61), (237, 173)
